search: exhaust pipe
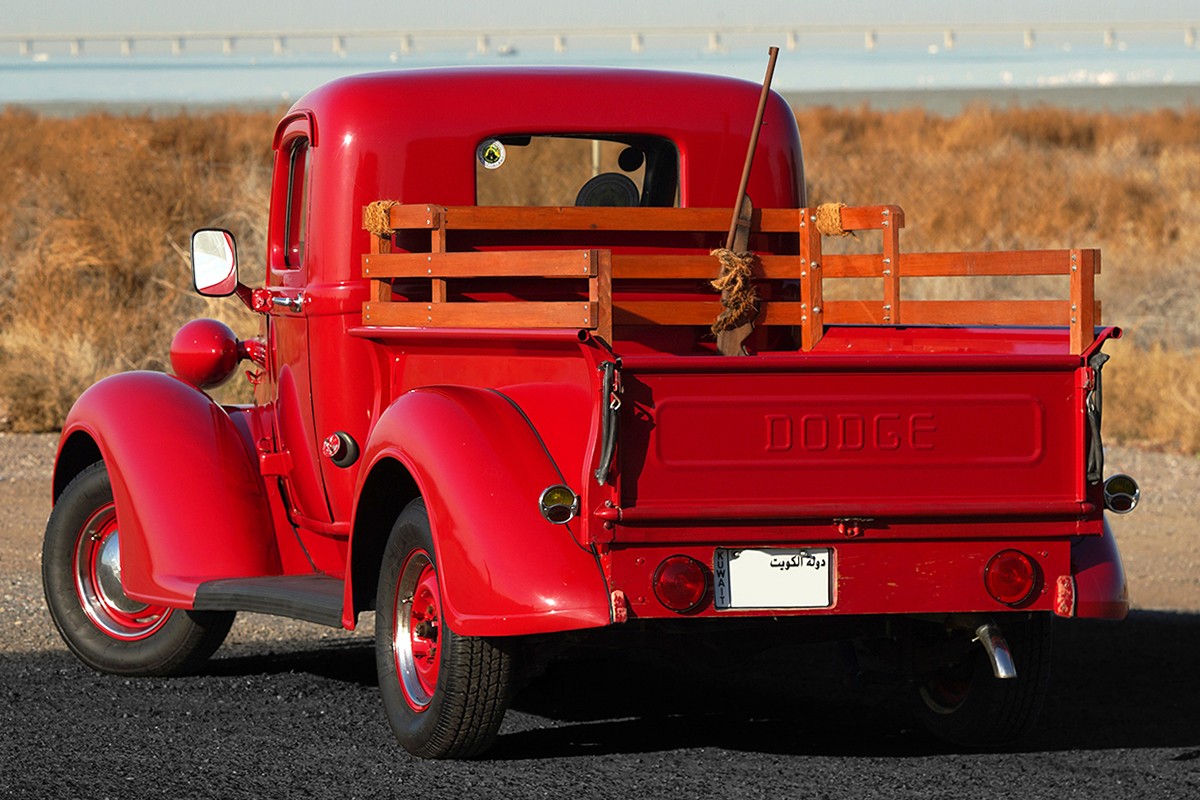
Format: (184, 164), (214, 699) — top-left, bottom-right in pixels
(975, 624), (1017, 680)
(1103, 474), (1140, 514)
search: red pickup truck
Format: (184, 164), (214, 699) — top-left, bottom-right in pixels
(43, 67), (1136, 759)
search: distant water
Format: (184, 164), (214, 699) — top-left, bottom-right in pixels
(3, 42), (1199, 111)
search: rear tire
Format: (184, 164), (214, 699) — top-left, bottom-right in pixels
(912, 614), (1052, 748)
(375, 498), (514, 759)
(42, 461), (234, 676)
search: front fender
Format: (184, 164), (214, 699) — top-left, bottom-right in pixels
(360, 386), (610, 636)
(56, 371), (281, 606)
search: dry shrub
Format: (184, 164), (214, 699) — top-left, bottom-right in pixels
(0, 108), (275, 430)
(1104, 343), (1200, 453)
(0, 103), (1196, 452)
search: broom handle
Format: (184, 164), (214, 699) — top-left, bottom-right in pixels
(726, 46), (780, 250)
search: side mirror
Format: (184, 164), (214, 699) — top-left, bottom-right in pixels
(191, 229), (239, 297)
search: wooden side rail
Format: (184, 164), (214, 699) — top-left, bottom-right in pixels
(798, 205), (1099, 354)
(362, 203), (1101, 354)
(362, 249), (611, 342)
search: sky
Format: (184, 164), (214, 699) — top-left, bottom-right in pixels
(3, 1), (1198, 35)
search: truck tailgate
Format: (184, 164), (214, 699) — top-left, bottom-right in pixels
(617, 353), (1089, 522)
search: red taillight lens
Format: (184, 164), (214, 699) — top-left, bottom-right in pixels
(984, 550), (1040, 606)
(653, 555), (708, 613)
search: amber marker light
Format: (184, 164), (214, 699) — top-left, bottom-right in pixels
(984, 549), (1040, 607)
(538, 485), (579, 525)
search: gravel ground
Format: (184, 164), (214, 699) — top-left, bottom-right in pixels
(1, 433), (1198, 798)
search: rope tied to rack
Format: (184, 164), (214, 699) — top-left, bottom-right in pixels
(710, 248), (760, 333)
(363, 200), (400, 238)
(815, 202), (851, 237)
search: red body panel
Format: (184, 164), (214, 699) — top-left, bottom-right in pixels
(1071, 519), (1130, 619)
(354, 383), (611, 635)
(616, 354), (1085, 519)
(56, 372), (282, 605)
(610, 539), (1074, 618)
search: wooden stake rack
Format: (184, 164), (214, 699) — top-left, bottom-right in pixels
(362, 203), (1101, 354)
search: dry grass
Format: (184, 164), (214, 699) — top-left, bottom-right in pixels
(0, 103), (1196, 451)
(0, 108), (276, 430)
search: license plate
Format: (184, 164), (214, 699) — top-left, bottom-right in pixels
(713, 548), (833, 610)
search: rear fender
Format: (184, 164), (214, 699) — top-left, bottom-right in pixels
(1071, 517), (1129, 620)
(355, 386), (610, 636)
(55, 371), (281, 606)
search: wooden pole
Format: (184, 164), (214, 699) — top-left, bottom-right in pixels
(726, 46), (780, 249)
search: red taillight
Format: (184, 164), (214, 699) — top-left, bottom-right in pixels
(984, 550), (1040, 606)
(653, 555), (708, 613)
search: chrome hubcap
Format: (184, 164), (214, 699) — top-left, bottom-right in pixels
(393, 550), (441, 711)
(73, 503), (171, 640)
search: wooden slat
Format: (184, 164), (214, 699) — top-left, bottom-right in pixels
(835, 204), (905, 231)
(366, 251), (813, 281)
(444, 206), (728, 232)
(821, 254), (884, 278)
(387, 206), (805, 234)
(368, 220), (392, 304)
(364, 249), (600, 279)
(613, 301), (805, 327)
(799, 208), (824, 351)
(430, 212), (447, 302)
(824, 249), (1103, 278)
(379, 204), (444, 231)
(593, 250), (613, 344)
(882, 207), (900, 324)
(364, 301), (598, 330)
(610, 254), (805, 280)
(900, 249), (1100, 276)
(827, 300), (1079, 326)
(1071, 248), (1098, 353)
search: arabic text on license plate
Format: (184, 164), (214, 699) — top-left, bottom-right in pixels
(713, 548), (832, 610)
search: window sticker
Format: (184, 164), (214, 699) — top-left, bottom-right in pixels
(477, 139), (506, 170)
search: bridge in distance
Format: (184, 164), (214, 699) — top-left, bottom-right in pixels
(2, 21), (1198, 58)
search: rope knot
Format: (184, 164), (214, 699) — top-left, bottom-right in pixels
(364, 200), (400, 238)
(709, 248), (760, 333)
(815, 202), (852, 237)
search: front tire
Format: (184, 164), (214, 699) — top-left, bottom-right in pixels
(375, 498), (514, 759)
(912, 614), (1052, 748)
(42, 461), (234, 676)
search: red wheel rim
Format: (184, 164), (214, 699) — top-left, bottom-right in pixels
(392, 549), (442, 711)
(919, 660), (974, 715)
(72, 502), (172, 640)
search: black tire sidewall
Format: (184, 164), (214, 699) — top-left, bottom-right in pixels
(375, 498), (452, 755)
(375, 497), (514, 759)
(42, 461), (233, 677)
(913, 614), (1053, 748)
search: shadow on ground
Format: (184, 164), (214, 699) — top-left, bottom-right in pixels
(493, 610), (1200, 759)
(15, 610), (1194, 762)
(196, 610), (1200, 759)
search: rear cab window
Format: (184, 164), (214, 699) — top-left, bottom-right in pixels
(475, 135), (679, 207)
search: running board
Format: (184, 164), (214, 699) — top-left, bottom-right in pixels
(193, 575), (344, 627)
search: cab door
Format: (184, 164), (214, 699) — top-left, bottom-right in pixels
(260, 114), (333, 531)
